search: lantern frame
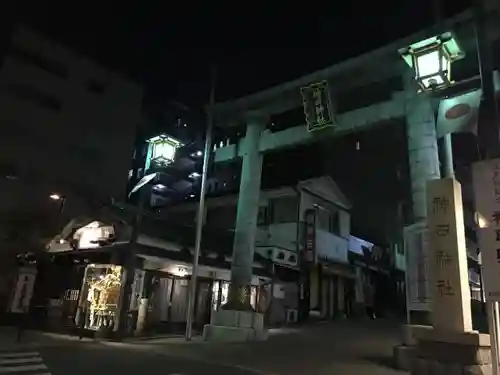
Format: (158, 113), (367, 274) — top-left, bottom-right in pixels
(145, 134), (183, 169)
(399, 32), (464, 93)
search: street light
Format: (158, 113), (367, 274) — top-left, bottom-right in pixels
(49, 193), (65, 213)
(399, 32), (464, 92)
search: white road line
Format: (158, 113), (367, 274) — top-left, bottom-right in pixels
(0, 363), (47, 373)
(0, 357), (42, 365)
(0, 352), (40, 359)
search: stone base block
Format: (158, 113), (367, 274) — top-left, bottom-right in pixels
(410, 327), (492, 375)
(394, 344), (415, 370)
(203, 309), (267, 342)
(401, 324), (431, 346)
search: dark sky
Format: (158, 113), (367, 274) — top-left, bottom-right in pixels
(12, 1), (474, 242)
(19, 0), (471, 108)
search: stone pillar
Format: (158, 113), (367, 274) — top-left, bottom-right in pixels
(406, 94), (441, 221)
(439, 133), (454, 178)
(406, 78), (441, 321)
(394, 79), (441, 370)
(406, 178), (492, 375)
(135, 298), (148, 335)
(203, 113), (267, 342)
(224, 114), (265, 310)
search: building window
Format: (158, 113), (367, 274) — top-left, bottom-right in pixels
(10, 46), (68, 79)
(269, 197), (297, 224)
(329, 211), (340, 235)
(7, 83), (61, 111)
(87, 80), (105, 94)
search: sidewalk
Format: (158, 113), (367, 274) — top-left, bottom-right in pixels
(0, 326), (94, 351)
(105, 320), (408, 375)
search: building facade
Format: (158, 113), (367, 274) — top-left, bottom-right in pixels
(0, 26), (143, 217)
(169, 176), (361, 323)
(0, 26), (144, 313)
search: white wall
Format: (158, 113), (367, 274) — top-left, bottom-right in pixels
(299, 190), (350, 238)
(316, 230), (348, 263)
(298, 189), (351, 263)
(267, 223), (298, 252)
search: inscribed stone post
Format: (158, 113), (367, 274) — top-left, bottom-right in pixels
(426, 177), (472, 332)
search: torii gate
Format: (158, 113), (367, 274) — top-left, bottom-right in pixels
(202, 8), (500, 340)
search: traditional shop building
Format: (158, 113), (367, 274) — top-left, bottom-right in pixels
(14, 208), (272, 336)
(169, 175), (357, 323)
(7, 175), (362, 334)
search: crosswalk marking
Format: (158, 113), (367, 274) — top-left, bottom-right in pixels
(0, 353), (39, 359)
(0, 358), (42, 365)
(0, 351), (50, 374)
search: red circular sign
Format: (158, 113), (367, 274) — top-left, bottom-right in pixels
(445, 103), (471, 120)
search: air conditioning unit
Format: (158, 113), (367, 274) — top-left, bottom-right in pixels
(286, 309), (298, 324)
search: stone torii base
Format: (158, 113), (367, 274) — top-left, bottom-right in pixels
(410, 326), (492, 375)
(202, 310), (267, 342)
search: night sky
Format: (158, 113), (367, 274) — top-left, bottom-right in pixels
(19, 0), (471, 106)
(11, 1), (473, 242)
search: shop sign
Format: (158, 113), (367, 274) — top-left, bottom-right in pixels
(303, 209), (316, 263)
(301, 80), (335, 132)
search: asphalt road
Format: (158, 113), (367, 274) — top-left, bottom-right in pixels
(52, 343), (264, 375)
(0, 319), (407, 375)
(1, 343), (264, 375)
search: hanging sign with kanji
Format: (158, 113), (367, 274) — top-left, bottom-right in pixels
(301, 80), (335, 132)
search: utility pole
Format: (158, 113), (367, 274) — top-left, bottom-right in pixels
(185, 64), (216, 341)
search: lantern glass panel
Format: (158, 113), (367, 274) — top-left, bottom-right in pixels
(152, 141), (176, 163)
(415, 50), (441, 79)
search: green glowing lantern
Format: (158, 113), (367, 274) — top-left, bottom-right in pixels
(145, 134), (183, 169)
(399, 32), (464, 92)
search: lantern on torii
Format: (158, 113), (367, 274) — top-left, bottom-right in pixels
(399, 32), (465, 93)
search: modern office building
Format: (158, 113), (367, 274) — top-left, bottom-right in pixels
(0, 26), (144, 217)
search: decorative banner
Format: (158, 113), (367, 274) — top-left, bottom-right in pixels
(404, 221), (431, 312)
(473, 158), (500, 301)
(301, 80), (335, 132)
(427, 177), (472, 332)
